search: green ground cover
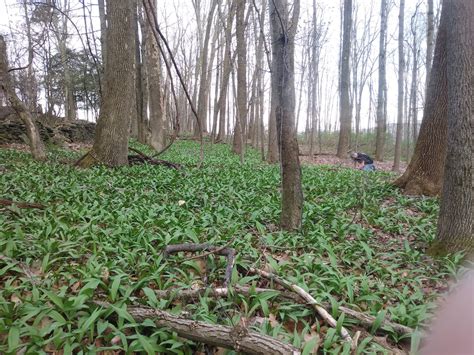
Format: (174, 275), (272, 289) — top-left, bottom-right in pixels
(0, 142), (466, 354)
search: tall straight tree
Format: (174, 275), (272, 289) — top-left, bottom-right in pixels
(77, 0), (135, 167)
(232, 0), (247, 156)
(336, 0), (352, 158)
(375, 0), (388, 161)
(425, 0), (434, 92)
(394, 0), (448, 195)
(145, 0), (165, 151)
(433, 0), (473, 257)
(270, 0), (302, 231)
(393, 0), (405, 172)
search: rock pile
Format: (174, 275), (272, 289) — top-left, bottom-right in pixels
(0, 106), (95, 144)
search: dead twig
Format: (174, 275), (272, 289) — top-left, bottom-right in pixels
(128, 147), (182, 170)
(0, 198), (45, 210)
(93, 300), (300, 354)
(164, 242), (236, 286)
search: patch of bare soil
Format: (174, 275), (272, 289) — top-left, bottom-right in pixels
(299, 154), (407, 174)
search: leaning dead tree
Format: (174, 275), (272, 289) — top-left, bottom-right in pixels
(0, 35), (46, 161)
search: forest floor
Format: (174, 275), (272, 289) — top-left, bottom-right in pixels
(0, 141), (468, 354)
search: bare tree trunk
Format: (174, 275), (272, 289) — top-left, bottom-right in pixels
(216, 1), (235, 142)
(425, 0), (434, 93)
(375, 0), (388, 161)
(137, 1), (148, 143)
(270, 0), (302, 231)
(98, 0), (107, 72)
(0, 36), (46, 161)
(432, 0), (473, 257)
(336, 0), (352, 158)
(145, 0), (165, 151)
(195, 0), (218, 137)
(393, 0), (405, 172)
(394, 5), (448, 196)
(22, 0), (38, 112)
(77, 0), (135, 167)
(232, 0), (247, 157)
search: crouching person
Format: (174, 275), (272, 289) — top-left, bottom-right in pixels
(350, 152), (376, 171)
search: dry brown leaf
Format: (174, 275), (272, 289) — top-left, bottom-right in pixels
(11, 294), (21, 305)
(101, 267), (110, 283)
(70, 281), (82, 293)
(303, 331), (321, 354)
(268, 313), (280, 328)
(110, 335), (121, 345)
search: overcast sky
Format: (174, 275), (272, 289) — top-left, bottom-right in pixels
(0, 0), (439, 132)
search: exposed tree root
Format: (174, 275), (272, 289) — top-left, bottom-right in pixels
(93, 300), (300, 354)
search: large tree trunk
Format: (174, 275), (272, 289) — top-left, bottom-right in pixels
(98, 0), (107, 72)
(393, 0), (405, 172)
(375, 0), (388, 161)
(393, 3), (448, 196)
(270, 0), (303, 231)
(425, 0), (435, 93)
(145, 0), (165, 152)
(232, 0), (247, 157)
(336, 0), (352, 158)
(77, 0), (135, 168)
(0, 36), (46, 161)
(432, 0), (473, 257)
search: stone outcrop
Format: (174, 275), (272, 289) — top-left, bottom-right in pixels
(0, 106), (95, 144)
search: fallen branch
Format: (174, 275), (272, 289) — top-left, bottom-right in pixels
(248, 267), (353, 344)
(0, 198), (45, 210)
(94, 300), (300, 354)
(152, 285), (414, 337)
(153, 285), (301, 303)
(337, 305), (413, 337)
(128, 147), (182, 170)
(164, 243), (235, 286)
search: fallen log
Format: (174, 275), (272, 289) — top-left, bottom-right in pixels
(94, 300), (300, 355)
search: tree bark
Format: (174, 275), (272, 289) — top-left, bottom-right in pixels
(98, 0), (107, 73)
(393, 2), (448, 196)
(393, 0), (405, 172)
(195, 0), (218, 138)
(432, 0), (473, 257)
(145, 0), (165, 152)
(77, 0), (135, 167)
(215, 1), (235, 142)
(336, 0), (352, 158)
(375, 0), (388, 161)
(0, 36), (46, 161)
(270, 0), (303, 231)
(425, 0), (435, 93)
(232, 0), (247, 156)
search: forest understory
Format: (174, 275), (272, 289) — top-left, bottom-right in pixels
(0, 141), (467, 354)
